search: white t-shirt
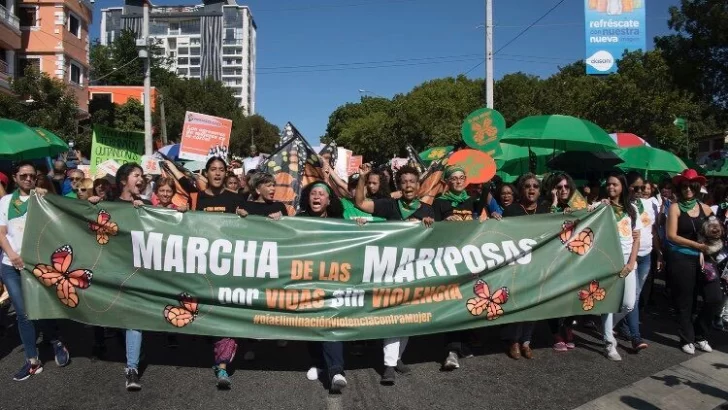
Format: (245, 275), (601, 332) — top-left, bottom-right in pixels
(636, 198), (655, 256)
(0, 194), (30, 266)
(616, 204), (640, 257)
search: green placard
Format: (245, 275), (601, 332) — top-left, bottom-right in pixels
(461, 108), (506, 156)
(21, 195), (624, 341)
(90, 125), (145, 175)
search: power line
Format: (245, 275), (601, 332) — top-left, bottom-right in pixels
(254, 0), (423, 12)
(91, 56), (140, 82)
(257, 53), (483, 71)
(256, 57), (482, 74)
(462, 0), (568, 76)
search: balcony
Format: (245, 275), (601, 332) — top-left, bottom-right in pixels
(223, 39), (243, 45)
(0, 59), (11, 93)
(0, 4), (19, 31)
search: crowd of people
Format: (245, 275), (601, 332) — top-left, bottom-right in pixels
(0, 151), (725, 394)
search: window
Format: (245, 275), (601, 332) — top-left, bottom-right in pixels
(190, 47), (200, 56)
(177, 68), (188, 76)
(178, 47), (189, 55)
(91, 93), (112, 104)
(16, 57), (40, 77)
(69, 62), (82, 85)
(179, 19), (200, 35)
(19, 7), (37, 28)
(67, 13), (81, 37)
(189, 67), (200, 77)
(177, 57), (188, 65)
(190, 57), (200, 66)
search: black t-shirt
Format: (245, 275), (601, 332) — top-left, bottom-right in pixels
(432, 196), (476, 222)
(502, 202), (550, 217)
(195, 190), (242, 214)
(240, 200), (287, 217)
(372, 198), (435, 221)
(108, 196), (152, 205)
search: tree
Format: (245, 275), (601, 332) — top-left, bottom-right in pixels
(0, 67), (85, 148)
(655, 0), (728, 109)
(493, 73), (543, 125)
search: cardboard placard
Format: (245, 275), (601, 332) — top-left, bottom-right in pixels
(90, 126), (144, 175)
(141, 155), (162, 175)
(179, 111), (233, 162)
(348, 155), (363, 176)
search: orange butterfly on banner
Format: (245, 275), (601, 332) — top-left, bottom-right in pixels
(466, 280), (509, 320)
(559, 220), (594, 256)
(32, 245), (92, 308)
(88, 209), (119, 245)
(164, 293), (199, 328)
(578, 280), (606, 311)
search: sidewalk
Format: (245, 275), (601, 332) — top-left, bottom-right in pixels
(574, 350), (728, 410)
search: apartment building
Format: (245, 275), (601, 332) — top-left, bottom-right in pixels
(13, 0), (93, 113)
(0, 0), (21, 94)
(100, 0), (256, 115)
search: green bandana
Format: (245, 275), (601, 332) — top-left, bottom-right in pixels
(8, 190), (29, 220)
(443, 166), (466, 180)
(311, 182), (331, 194)
(634, 198), (644, 215)
(611, 203), (625, 220)
(678, 199), (697, 213)
(439, 191), (470, 208)
(398, 199), (421, 220)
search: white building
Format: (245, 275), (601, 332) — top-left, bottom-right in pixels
(100, 0), (256, 114)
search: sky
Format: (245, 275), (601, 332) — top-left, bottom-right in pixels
(89, 0), (682, 144)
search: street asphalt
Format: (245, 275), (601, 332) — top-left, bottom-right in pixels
(0, 293), (725, 410)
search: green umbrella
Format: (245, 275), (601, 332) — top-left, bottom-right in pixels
(0, 119), (66, 159)
(501, 115), (618, 151)
(33, 127), (70, 155)
(617, 146), (687, 173)
(494, 142), (553, 180)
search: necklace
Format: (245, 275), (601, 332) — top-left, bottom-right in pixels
(519, 203), (537, 215)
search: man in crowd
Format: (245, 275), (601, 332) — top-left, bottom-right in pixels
(64, 169), (85, 198)
(51, 160), (67, 194)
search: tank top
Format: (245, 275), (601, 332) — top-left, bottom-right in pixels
(669, 202), (707, 256)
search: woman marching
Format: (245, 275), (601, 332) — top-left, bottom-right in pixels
(499, 173), (549, 359)
(298, 182), (348, 392)
(665, 169), (722, 354)
(434, 165), (485, 370)
(0, 161), (69, 381)
(590, 172), (640, 361)
(194, 156), (247, 389)
(354, 163), (434, 385)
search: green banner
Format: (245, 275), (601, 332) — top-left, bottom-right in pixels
(90, 125), (145, 175)
(21, 196), (625, 341)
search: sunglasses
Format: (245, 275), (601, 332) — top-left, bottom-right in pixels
(17, 174), (36, 180)
(524, 183), (540, 189)
(631, 185), (645, 192)
(69, 177), (82, 182)
(556, 184), (570, 191)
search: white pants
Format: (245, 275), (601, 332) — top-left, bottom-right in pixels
(603, 253), (637, 345)
(383, 337), (409, 367)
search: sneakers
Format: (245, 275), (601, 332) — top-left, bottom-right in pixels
(380, 366), (396, 385)
(552, 342), (568, 352)
(52, 341), (70, 367)
(632, 340), (649, 352)
(696, 340), (713, 352)
(605, 344), (622, 361)
(442, 351), (460, 371)
(13, 360), (43, 381)
(306, 366), (320, 381)
(682, 343), (695, 355)
(125, 367), (141, 391)
(564, 328), (576, 349)
(330, 374), (347, 392)
(214, 366), (231, 389)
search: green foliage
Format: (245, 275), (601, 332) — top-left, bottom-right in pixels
(655, 0), (728, 109)
(0, 67), (86, 149)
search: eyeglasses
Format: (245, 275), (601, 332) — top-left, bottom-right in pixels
(448, 176), (466, 182)
(681, 185), (694, 191)
(524, 183), (539, 189)
(17, 174), (36, 180)
(556, 184), (570, 191)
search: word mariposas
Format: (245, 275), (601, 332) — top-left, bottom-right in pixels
(130, 231), (538, 282)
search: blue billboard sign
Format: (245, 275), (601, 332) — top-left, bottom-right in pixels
(584, 0), (646, 75)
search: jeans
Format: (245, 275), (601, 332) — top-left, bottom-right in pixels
(0, 264), (59, 360)
(501, 322), (534, 345)
(602, 253), (637, 346)
(308, 342), (345, 378)
(617, 254), (652, 342)
(126, 329), (142, 369)
(383, 337), (408, 367)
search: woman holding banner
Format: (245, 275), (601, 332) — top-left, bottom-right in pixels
(355, 163), (434, 385)
(0, 161), (69, 382)
(500, 173), (549, 360)
(194, 157), (247, 389)
(89, 162), (152, 391)
(297, 182), (348, 392)
(435, 165), (484, 371)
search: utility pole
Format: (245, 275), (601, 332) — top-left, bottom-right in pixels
(160, 94), (168, 145)
(250, 126), (254, 147)
(142, 0), (153, 155)
(485, 0), (494, 109)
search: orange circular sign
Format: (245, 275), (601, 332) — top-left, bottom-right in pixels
(448, 149), (497, 184)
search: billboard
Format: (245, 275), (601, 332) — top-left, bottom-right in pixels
(584, 0), (646, 75)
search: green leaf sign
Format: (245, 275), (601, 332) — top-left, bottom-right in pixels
(461, 108), (506, 156)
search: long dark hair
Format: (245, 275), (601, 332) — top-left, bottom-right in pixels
(545, 172), (576, 205)
(367, 170), (390, 200)
(607, 171), (637, 227)
(115, 162), (143, 197)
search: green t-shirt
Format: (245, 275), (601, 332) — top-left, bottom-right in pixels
(64, 191), (78, 199)
(341, 198), (386, 222)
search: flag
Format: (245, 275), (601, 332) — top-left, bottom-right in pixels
(260, 122), (325, 215)
(673, 117), (687, 132)
(405, 144), (427, 176)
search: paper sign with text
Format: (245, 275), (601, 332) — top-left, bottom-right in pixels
(179, 112), (233, 161)
(90, 126), (145, 175)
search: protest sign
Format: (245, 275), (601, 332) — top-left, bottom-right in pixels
(348, 156), (363, 176)
(141, 155), (162, 175)
(22, 196), (625, 341)
(179, 112), (233, 161)
(96, 160), (121, 178)
(335, 148), (352, 182)
(90, 126), (145, 175)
